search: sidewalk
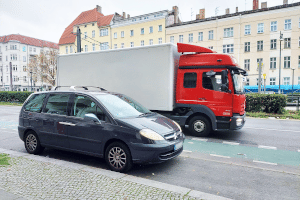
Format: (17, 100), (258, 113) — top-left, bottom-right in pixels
(0, 148), (231, 200)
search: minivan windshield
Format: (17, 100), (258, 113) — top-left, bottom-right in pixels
(95, 94), (151, 118)
(232, 72), (245, 94)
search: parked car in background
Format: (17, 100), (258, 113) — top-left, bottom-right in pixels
(18, 86), (184, 172)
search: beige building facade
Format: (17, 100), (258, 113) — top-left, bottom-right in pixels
(166, 2), (300, 88)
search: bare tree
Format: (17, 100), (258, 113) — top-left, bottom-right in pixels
(28, 49), (57, 88)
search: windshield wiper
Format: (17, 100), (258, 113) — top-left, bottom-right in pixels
(139, 112), (153, 117)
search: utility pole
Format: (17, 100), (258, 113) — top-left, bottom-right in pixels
(77, 27), (81, 53)
(30, 71), (33, 92)
(9, 62), (12, 91)
(258, 60), (262, 94)
(279, 31), (283, 94)
(292, 68), (295, 100)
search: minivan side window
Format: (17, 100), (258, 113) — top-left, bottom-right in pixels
(184, 73), (197, 88)
(24, 94), (47, 113)
(72, 95), (107, 121)
(43, 94), (70, 116)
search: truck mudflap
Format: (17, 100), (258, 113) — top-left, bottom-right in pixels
(229, 113), (246, 130)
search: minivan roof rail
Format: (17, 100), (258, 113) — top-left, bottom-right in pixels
(52, 86), (106, 91)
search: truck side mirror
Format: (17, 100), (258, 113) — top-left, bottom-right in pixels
(221, 84), (228, 92)
(221, 70), (228, 85)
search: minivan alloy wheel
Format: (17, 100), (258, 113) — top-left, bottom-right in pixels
(24, 131), (44, 155)
(108, 147), (127, 169)
(26, 134), (37, 151)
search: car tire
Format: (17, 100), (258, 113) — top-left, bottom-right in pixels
(24, 131), (44, 155)
(105, 142), (133, 172)
(188, 116), (211, 137)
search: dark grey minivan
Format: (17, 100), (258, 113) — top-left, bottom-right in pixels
(18, 87), (184, 172)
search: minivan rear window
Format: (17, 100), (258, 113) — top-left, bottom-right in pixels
(24, 94), (47, 113)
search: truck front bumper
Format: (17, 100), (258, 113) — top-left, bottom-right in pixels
(229, 113), (246, 130)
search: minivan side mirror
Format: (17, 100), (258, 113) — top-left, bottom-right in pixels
(84, 113), (101, 124)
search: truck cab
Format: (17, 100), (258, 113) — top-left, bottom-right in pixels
(172, 43), (247, 137)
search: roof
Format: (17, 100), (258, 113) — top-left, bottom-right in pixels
(167, 2), (300, 28)
(0, 34), (58, 49)
(59, 8), (114, 45)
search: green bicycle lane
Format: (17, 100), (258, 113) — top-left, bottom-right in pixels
(183, 138), (300, 167)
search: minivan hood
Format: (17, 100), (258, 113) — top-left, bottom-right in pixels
(116, 113), (178, 135)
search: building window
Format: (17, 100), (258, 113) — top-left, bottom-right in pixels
(149, 26), (153, 33)
(114, 44), (117, 49)
(158, 25), (162, 32)
(188, 33), (193, 43)
(121, 43), (124, 48)
(170, 36), (174, 43)
(29, 47), (32, 52)
(208, 30), (214, 40)
(24, 76), (27, 82)
(284, 38), (291, 48)
(130, 42), (134, 47)
(298, 56), (300, 68)
(270, 77), (276, 85)
(284, 77), (290, 85)
(100, 28), (108, 37)
(130, 30), (134, 37)
(284, 19), (292, 30)
(179, 35), (183, 43)
(141, 40), (144, 46)
(299, 37), (300, 47)
(70, 46), (73, 53)
(298, 77), (300, 85)
(158, 38), (162, 44)
(284, 56), (290, 68)
(224, 27), (233, 37)
(270, 39), (277, 50)
(246, 78), (250, 86)
(92, 43), (95, 51)
(257, 23), (264, 33)
(10, 45), (17, 50)
(270, 21), (277, 32)
(244, 59), (250, 71)
(84, 45), (88, 52)
(141, 28), (144, 35)
(23, 56), (26, 62)
(223, 44), (234, 54)
(121, 31), (124, 38)
(245, 25), (251, 35)
(256, 78), (263, 85)
(114, 32), (117, 39)
(84, 32), (87, 39)
(244, 42), (250, 52)
(299, 18), (300, 28)
(65, 46), (68, 54)
(100, 42), (109, 50)
(257, 40), (263, 51)
(149, 39), (153, 45)
(92, 30), (95, 38)
(208, 46), (213, 50)
(270, 57), (276, 69)
(10, 54), (17, 61)
(198, 32), (203, 41)
(0, 56), (2, 61)
(33, 48), (36, 52)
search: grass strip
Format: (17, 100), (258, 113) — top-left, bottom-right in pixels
(0, 154), (10, 166)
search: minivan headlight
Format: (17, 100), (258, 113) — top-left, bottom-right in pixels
(173, 121), (182, 132)
(139, 129), (165, 141)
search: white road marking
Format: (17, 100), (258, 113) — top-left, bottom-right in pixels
(210, 154), (230, 159)
(298, 150), (300, 153)
(223, 141), (240, 146)
(258, 145), (277, 150)
(183, 150), (192, 153)
(187, 142), (194, 144)
(191, 138), (208, 142)
(253, 160), (277, 166)
(244, 127), (300, 133)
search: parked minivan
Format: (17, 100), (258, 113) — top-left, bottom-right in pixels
(18, 86), (184, 172)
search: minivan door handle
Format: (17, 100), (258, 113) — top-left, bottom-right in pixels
(59, 122), (76, 126)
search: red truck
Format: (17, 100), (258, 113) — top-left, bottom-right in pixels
(57, 43), (247, 137)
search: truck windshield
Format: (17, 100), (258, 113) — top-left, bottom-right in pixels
(232, 73), (245, 94)
(95, 94), (151, 118)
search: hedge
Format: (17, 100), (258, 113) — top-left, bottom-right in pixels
(246, 94), (286, 114)
(0, 91), (33, 103)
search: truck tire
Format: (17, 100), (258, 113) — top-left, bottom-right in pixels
(188, 116), (211, 137)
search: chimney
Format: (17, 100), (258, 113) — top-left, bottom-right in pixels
(96, 5), (102, 14)
(225, 8), (230, 14)
(236, 7), (238, 13)
(283, 0), (288, 5)
(123, 12), (126, 19)
(253, 0), (259, 10)
(172, 6), (179, 24)
(199, 9), (205, 19)
(127, 14), (130, 18)
(261, 2), (267, 8)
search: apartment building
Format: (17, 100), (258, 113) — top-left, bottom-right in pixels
(166, 1), (300, 88)
(0, 34), (58, 91)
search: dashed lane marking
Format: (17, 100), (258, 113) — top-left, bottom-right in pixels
(210, 154), (230, 159)
(183, 150), (192, 153)
(253, 160), (278, 166)
(258, 145), (277, 150)
(244, 127), (300, 133)
(223, 141), (240, 146)
(191, 138), (208, 142)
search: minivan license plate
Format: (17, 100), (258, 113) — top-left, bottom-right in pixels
(174, 142), (183, 151)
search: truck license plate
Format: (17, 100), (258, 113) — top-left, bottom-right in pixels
(174, 142), (183, 151)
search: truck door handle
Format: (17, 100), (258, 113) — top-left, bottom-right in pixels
(59, 122), (76, 126)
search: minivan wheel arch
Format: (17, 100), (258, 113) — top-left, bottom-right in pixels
(103, 139), (131, 157)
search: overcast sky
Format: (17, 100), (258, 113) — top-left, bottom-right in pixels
(0, 0), (298, 44)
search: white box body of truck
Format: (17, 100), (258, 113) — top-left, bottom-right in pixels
(57, 43), (180, 111)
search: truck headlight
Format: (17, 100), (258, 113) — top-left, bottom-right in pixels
(173, 121), (182, 132)
(236, 118), (243, 126)
(140, 129), (165, 141)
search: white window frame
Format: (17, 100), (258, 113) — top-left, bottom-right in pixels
(270, 77), (276, 85)
(284, 19), (291, 30)
(149, 39), (153, 45)
(141, 40), (144, 46)
(198, 32), (203, 41)
(270, 21), (277, 32)
(158, 38), (162, 44)
(283, 77), (290, 85)
(70, 46), (73, 53)
(188, 33), (193, 43)
(284, 56), (291, 68)
(130, 30), (134, 37)
(149, 26), (153, 33)
(130, 42), (134, 47)
(84, 32), (87, 39)
(222, 44), (234, 54)
(179, 35), (183, 43)
(244, 59), (250, 71)
(170, 36), (174, 43)
(114, 44), (117, 49)
(284, 38), (291, 48)
(100, 28), (108, 37)
(224, 27), (233, 38)
(92, 43), (95, 51)
(244, 42), (250, 52)
(270, 39), (277, 50)
(208, 30), (214, 40)
(141, 28), (144, 35)
(100, 42), (109, 50)
(92, 30), (95, 38)
(84, 45), (88, 52)
(257, 40), (263, 51)
(114, 32), (117, 39)
(158, 25), (162, 32)
(245, 25), (251, 35)
(121, 43), (124, 48)
(257, 23), (264, 33)
(121, 31), (124, 38)
(270, 57), (276, 69)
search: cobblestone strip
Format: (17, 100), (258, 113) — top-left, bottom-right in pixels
(0, 149), (231, 200)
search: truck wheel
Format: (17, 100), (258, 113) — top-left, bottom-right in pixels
(105, 142), (133, 172)
(24, 131), (44, 154)
(189, 116), (211, 137)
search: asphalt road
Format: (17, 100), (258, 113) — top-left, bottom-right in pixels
(0, 105), (299, 200)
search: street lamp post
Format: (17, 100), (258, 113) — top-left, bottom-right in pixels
(279, 31), (283, 94)
(291, 68), (295, 101)
(30, 71), (33, 92)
